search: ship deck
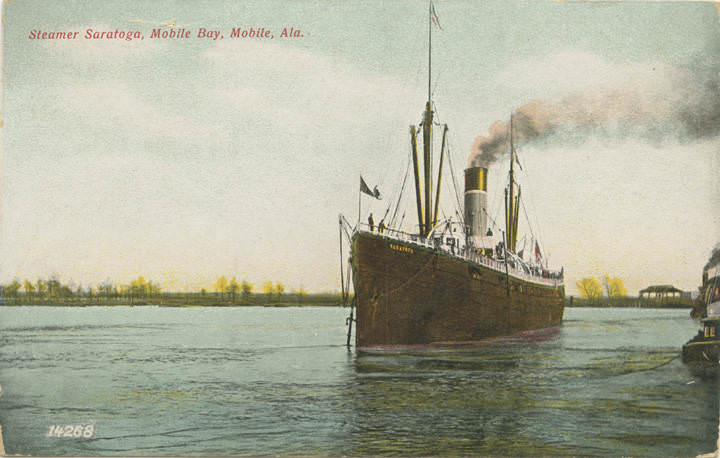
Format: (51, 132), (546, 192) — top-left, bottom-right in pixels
(353, 226), (564, 289)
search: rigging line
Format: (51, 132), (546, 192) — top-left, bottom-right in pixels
(487, 130), (512, 232)
(519, 172), (542, 245)
(482, 207), (502, 231)
(446, 138), (462, 208)
(489, 153), (508, 234)
(524, 176), (548, 262)
(445, 137), (464, 223)
(520, 197), (536, 242)
(510, 143), (548, 265)
(431, 68), (444, 101)
(390, 155), (411, 228)
(437, 139), (460, 221)
(381, 153), (409, 224)
(443, 165), (461, 222)
(388, 155), (408, 207)
(511, 149), (546, 258)
(430, 22), (444, 100)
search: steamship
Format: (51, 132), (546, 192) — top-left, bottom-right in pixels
(339, 4), (564, 348)
(682, 259), (720, 366)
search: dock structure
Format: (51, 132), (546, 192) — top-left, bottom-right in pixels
(639, 285), (690, 301)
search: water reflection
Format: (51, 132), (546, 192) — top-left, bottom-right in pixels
(344, 321), (718, 456)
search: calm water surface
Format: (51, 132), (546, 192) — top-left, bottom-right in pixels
(0, 306), (717, 456)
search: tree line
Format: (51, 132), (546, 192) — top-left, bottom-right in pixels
(1, 276), (161, 302)
(208, 276), (306, 304)
(0, 275), (315, 306)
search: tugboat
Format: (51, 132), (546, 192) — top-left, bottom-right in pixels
(682, 257), (720, 366)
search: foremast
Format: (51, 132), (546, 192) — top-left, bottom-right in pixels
(411, 2), (446, 238)
(505, 114), (521, 253)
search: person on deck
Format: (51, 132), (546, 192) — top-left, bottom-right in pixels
(368, 213), (375, 232)
(378, 219), (386, 234)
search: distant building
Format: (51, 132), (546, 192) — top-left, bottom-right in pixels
(639, 284), (690, 300)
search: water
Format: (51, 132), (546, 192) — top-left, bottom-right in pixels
(0, 306), (716, 456)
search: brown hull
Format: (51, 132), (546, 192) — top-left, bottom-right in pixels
(683, 340), (720, 365)
(352, 231), (565, 348)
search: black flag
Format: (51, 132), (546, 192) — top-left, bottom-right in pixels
(360, 176), (381, 200)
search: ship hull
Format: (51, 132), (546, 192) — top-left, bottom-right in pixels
(683, 340), (720, 365)
(351, 231), (565, 348)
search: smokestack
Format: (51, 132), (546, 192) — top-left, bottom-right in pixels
(464, 166), (488, 244)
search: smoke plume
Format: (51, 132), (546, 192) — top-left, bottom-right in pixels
(706, 244), (720, 271)
(468, 65), (720, 167)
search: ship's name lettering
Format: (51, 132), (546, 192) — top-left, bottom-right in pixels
(389, 243), (413, 254)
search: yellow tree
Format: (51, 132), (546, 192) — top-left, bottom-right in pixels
(4, 279), (21, 298)
(228, 277), (239, 304)
(275, 282), (285, 297)
(23, 279), (35, 298)
(215, 276), (228, 300)
(576, 277), (602, 301)
(130, 276), (149, 298)
(603, 274), (627, 298)
(262, 280), (275, 300)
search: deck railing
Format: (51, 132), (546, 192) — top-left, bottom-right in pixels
(353, 224), (563, 288)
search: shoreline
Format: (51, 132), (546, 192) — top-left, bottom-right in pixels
(0, 302), (345, 308)
(0, 302), (694, 309)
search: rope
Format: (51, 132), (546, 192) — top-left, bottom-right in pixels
(390, 155), (411, 228)
(520, 198), (536, 243)
(445, 138), (464, 225)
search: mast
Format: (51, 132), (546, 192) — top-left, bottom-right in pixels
(423, 103), (433, 236)
(506, 113), (519, 252)
(428, 1), (432, 102)
(504, 188), (509, 253)
(410, 2), (438, 238)
(422, 2), (434, 237)
(512, 187), (521, 252)
(505, 113), (515, 251)
(410, 126), (424, 235)
(432, 124), (448, 228)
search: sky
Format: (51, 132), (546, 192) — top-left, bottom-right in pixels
(1, 0), (718, 295)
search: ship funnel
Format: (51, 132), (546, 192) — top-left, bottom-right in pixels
(464, 166), (488, 244)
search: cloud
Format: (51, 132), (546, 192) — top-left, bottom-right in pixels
(200, 40), (421, 135)
(56, 80), (223, 145)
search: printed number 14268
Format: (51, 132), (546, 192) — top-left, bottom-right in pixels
(46, 424), (95, 438)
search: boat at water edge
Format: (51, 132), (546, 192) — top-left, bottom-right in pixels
(682, 258), (720, 367)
